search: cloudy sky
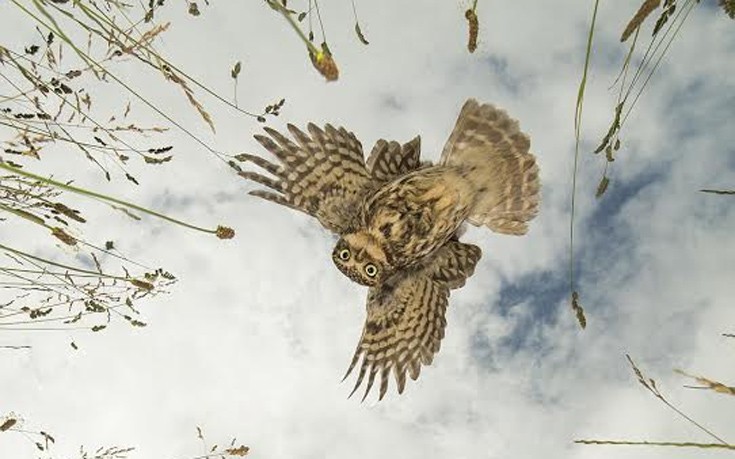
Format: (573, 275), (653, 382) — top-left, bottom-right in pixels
(1, 1), (734, 458)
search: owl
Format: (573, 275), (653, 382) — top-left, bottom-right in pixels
(240, 99), (539, 400)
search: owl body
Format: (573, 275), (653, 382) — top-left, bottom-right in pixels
(344, 165), (476, 275)
(242, 99), (540, 400)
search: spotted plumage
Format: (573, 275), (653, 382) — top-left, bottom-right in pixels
(242, 99), (540, 400)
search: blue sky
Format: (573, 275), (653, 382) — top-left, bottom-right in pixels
(1, 1), (734, 458)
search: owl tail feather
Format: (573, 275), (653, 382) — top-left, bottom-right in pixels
(440, 99), (540, 235)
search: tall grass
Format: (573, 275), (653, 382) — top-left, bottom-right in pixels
(0, 0), (258, 344)
(571, 1), (733, 452)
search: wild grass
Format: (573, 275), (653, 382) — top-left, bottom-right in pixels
(265, 0), (482, 80)
(568, 0), (599, 330)
(0, 414), (250, 458)
(465, 0), (480, 53)
(700, 189), (735, 195)
(569, 0), (731, 326)
(265, 0), (340, 81)
(0, 1), (268, 454)
(575, 354), (735, 450)
(0, 0), (261, 347)
(570, 1), (733, 453)
(676, 369), (735, 396)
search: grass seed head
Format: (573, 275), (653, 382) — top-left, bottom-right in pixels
(51, 227), (77, 246)
(621, 0), (662, 42)
(216, 225), (235, 240)
(309, 46), (339, 82)
(465, 9), (479, 53)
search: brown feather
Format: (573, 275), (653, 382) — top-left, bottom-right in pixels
(343, 241), (481, 401)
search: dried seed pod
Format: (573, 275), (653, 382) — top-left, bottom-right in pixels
(51, 227), (77, 246)
(0, 418), (17, 432)
(572, 291), (586, 329)
(129, 279), (154, 291)
(216, 225), (235, 240)
(621, 0), (661, 42)
(309, 44), (339, 82)
(596, 175), (610, 198)
(465, 9), (479, 53)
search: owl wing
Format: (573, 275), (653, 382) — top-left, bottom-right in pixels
(240, 123), (376, 234)
(365, 136), (423, 182)
(440, 99), (540, 235)
(343, 241), (482, 401)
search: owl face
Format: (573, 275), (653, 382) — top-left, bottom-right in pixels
(332, 232), (389, 287)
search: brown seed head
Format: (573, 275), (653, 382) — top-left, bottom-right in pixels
(465, 9), (479, 53)
(309, 48), (339, 82)
(129, 279), (154, 291)
(621, 0), (661, 42)
(216, 225), (235, 239)
(0, 418), (17, 432)
(51, 227), (77, 246)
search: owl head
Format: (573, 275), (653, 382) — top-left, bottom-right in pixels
(332, 232), (389, 287)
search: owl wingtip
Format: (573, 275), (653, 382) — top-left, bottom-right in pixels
(261, 126), (279, 136)
(253, 133), (268, 142)
(347, 383), (361, 399)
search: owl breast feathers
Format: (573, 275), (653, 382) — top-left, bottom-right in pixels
(240, 99), (540, 401)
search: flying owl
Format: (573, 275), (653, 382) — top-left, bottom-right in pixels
(240, 99), (539, 400)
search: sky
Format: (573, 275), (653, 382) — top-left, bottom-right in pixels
(1, 1), (734, 458)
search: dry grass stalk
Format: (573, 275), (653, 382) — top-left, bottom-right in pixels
(160, 63), (217, 133)
(571, 290), (587, 328)
(79, 446), (136, 458)
(575, 439), (735, 450)
(586, 0), (699, 208)
(0, 28), (175, 178)
(266, 0), (340, 81)
(1, 413), (253, 458)
(465, 8), (479, 53)
(0, 414), (57, 453)
(4, 4), (238, 324)
(625, 354), (729, 445)
(700, 189), (735, 195)
(621, 0), (661, 42)
(579, 357), (735, 452)
(0, 241), (176, 336)
(675, 369), (735, 396)
(568, 0), (600, 323)
(195, 426), (251, 458)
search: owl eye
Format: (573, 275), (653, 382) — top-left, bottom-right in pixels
(338, 248), (351, 261)
(364, 264), (378, 277)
